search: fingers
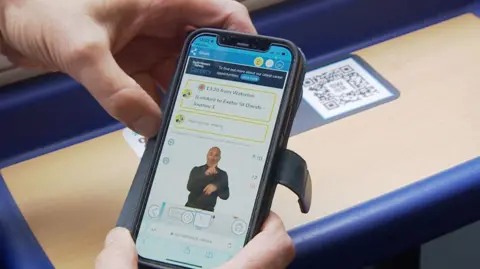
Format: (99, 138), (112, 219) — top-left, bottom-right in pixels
(95, 227), (138, 269)
(203, 185), (212, 195)
(188, 0), (256, 33)
(259, 211), (288, 233)
(219, 212), (295, 269)
(150, 56), (179, 92)
(152, 0), (256, 35)
(130, 72), (162, 106)
(65, 42), (162, 137)
(0, 42), (53, 71)
(203, 184), (217, 195)
(115, 36), (179, 93)
(210, 0), (257, 33)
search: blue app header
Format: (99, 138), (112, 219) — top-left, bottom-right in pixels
(189, 34), (292, 72)
(185, 58), (287, 89)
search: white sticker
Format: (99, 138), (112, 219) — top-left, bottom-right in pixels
(302, 57), (395, 120)
(122, 128), (146, 158)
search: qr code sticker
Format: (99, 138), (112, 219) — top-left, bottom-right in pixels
(302, 58), (395, 120)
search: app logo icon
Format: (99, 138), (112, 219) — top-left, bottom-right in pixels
(198, 84), (206, 91)
(175, 114), (185, 124)
(182, 89), (192, 99)
(254, 57), (264, 67)
(265, 59), (274, 68)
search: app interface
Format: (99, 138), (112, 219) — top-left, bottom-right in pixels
(136, 34), (293, 269)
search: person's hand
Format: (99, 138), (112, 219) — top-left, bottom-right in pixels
(218, 212), (295, 269)
(205, 166), (218, 176)
(203, 183), (218, 195)
(95, 227), (137, 269)
(95, 212), (294, 269)
(0, 0), (256, 137)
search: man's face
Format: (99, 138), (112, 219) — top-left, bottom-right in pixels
(206, 148), (221, 166)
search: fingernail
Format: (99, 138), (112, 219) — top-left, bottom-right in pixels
(132, 115), (159, 138)
(105, 227), (130, 246)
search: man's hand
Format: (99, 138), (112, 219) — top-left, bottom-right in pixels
(205, 166), (218, 176)
(203, 183), (218, 195)
(95, 212), (294, 269)
(0, 0), (255, 137)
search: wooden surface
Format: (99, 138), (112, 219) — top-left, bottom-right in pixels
(2, 13), (480, 269)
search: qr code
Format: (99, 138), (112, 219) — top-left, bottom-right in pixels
(303, 58), (394, 119)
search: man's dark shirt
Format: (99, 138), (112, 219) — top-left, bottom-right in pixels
(185, 164), (229, 212)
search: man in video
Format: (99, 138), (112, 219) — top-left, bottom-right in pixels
(185, 147), (229, 212)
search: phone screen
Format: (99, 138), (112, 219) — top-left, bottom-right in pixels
(135, 33), (293, 269)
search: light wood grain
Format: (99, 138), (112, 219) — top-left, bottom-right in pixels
(272, 13), (480, 229)
(2, 132), (140, 268)
(2, 13), (480, 268)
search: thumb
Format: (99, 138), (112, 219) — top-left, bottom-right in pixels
(66, 43), (162, 137)
(95, 227), (138, 269)
(218, 212), (295, 269)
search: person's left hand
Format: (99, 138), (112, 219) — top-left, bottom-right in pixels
(203, 184), (218, 195)
(0, 0), (256, 137)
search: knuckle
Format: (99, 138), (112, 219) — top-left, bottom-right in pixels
(223, 1), (254, 32)
(104, 88), (136, 119)
(231, 0), (248, 11)
(232, 1), (249, 15)
(65, 40), (106, 66)
(240, 3), (250, 14)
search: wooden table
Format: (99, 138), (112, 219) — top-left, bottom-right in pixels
(2, 13), (480, 269)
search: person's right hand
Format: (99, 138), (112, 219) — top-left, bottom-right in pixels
(217, 212), (295, 269)
(0, 0), (255, 137)
(96, 212), (295, 269)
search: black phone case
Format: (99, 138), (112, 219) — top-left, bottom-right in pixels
(120, 28), (306, 269)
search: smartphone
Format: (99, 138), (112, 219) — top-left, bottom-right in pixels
(133, 28), (305, 269)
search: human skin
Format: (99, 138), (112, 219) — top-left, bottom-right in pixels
(0, 1), (296, 268)
(95, 212), (295, 269)
(0, 0), (256, 137)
